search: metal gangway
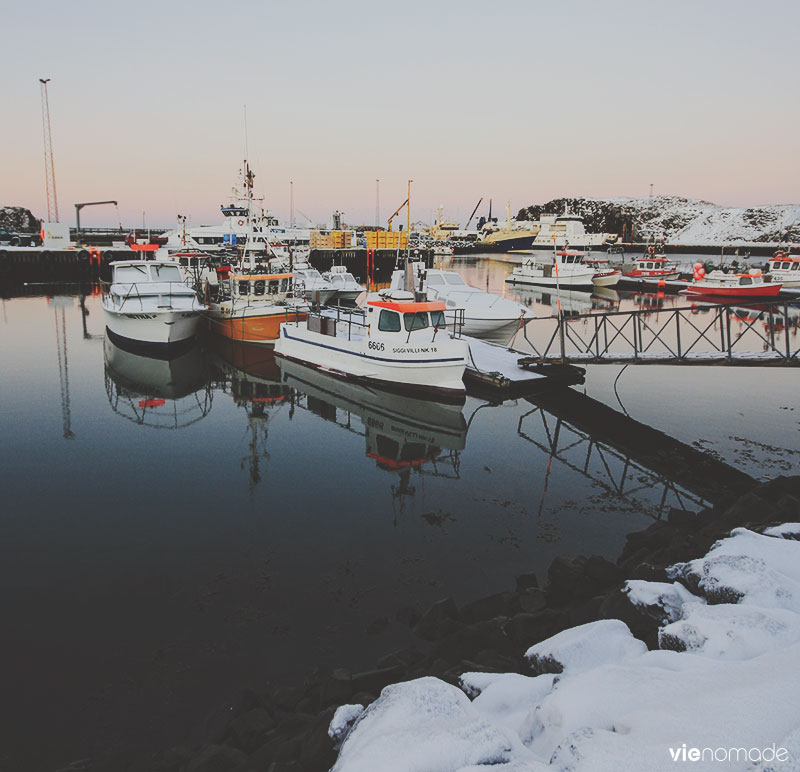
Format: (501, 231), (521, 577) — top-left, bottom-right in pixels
(518, 299), (800, 367)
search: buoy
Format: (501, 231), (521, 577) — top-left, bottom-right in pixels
(692, 262), (706, 281)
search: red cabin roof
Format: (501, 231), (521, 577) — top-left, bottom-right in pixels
(368, 300), (446, 313)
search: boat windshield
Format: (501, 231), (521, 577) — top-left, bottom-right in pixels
(427, 274), (445, 286)
(151, 264), (182, 282)
(404, 312), (429, 332)
(431, 310), (446, 327)
(114, 265), (149, 282)
(443, 273), (465, 285)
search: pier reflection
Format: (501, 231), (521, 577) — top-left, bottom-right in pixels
(103, 335), (213, 428)
(278, 358), (467, 516)
(208, 338), (290, 494)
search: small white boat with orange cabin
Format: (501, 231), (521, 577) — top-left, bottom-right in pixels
(207, 269), (309, 344)
(684, 264), (782, 299)
(767, 249), (800, 288)
(582, 255), (622, 287)
(274, 291), (469, 400)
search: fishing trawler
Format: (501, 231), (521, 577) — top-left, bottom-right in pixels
(505, 250), (596, 289)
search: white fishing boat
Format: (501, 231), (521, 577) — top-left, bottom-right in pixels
(102, 260), (206, 349)
(767, 250), (800, 288)
(583, 255), (622, 287)
(505, 250), (596, 289)
(321, 265), (364, 305)
(292, 260), (337, 305)
(274, 291), (469, 400)
(529, 207), (618, 250)
(388, 262), (535, 341)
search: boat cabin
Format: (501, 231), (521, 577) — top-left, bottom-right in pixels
(229, 272), (294, 299)
(111, 260), (184, 285)
(366, 296), (449, 337)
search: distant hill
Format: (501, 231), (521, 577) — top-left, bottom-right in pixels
(516, 196), (800, 244)
(0, 206), (41, 232)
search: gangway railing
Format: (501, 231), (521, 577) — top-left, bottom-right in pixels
(518, 300), (800, 366)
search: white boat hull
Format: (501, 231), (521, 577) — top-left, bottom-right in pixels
(274, 323), (468, 400)
(103, 307), (203, 348)
(505, 272), (594, 289)
(592, 272), (622, 287)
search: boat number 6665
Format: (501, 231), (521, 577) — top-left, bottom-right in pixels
(368, 340), (385, 351)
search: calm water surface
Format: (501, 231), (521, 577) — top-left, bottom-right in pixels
(1, 256), (797, 771)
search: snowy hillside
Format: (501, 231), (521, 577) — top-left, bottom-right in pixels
(0, 206), (40, 232)
(517, 196), (800, 244)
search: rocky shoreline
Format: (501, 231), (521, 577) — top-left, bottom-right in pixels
(154, 475), (800, 772)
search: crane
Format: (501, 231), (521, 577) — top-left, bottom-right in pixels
(387, 198), (409, 232)
(39, 78), (59, 222)
(464, 198), (483, 230)
(75, 201), (119, 233)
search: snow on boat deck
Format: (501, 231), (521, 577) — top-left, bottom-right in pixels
(464, 337), (548, 390)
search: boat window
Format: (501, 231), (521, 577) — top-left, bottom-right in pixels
(269, 280), (280, 294)
(114, 265), (149, 282)
(280, 278), (289, 293)
(431, 310), (446, 327)
(152, 265), (182, 282)
(238, 280), (250, 295)
(740, 276), (753, 285)
(427, 274), (445, 286)
(783, 262), (791, 270)
(254, 280), (266, 296)
(375, 434), (400, 460)
(179, 257), (189, 267)
(404, 312), (429, 332)
(378, 309), (401, 332)
(646, 262), (653, 269)
(443, 273), (465, 285)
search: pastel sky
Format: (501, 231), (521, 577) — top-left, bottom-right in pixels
(2, 0), (798, 229)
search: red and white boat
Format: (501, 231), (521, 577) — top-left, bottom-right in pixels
(767, 250), (800, 288)
(582, 255), (622, 287)
(623, 255), (681, 281)
(684, 264), (782, 298)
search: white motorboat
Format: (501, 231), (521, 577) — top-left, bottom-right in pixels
(767, 250), (800, 288)
(102, 260), (206, 349)
(321, 265), (364, 305)
(505, 250), (596, 289)
(528, 206), (618, 250)
(388, 262), (535, 341)
(292, 260), (337, 305)
(582, 255), (622, 287)
(274, 291), (469, 401)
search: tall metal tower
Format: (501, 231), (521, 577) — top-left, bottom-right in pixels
(39, 78), (59, 223)
(290, 180), (295, 228)
(375, 179), (380, 228)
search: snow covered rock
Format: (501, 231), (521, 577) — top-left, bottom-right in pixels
(623, 579), (701, 624)
(763, 523), (800, 540)
(328, 704), (364, 745)
(330, 677), (542, 772)
(667, 527), (800, 611)
(524, 619), (646, 676)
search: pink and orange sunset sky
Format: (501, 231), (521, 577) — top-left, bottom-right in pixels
(2, 0), (798, 230)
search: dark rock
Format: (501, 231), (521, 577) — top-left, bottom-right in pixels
(546, 556), (594, 604)
(376, 647), (426, 670)
(667, 508), (696, 527)
(519, 588), (547, 614)
(186, 744), (252, 772)
(599, 588), (661, 650)
(503, 609), (569, 648)
(515, 572), (540, 592)
(298, 706), (337, 771)
(628, 562), (667, 582)
(528, 653), (564, 676)
(431, 618), (510, 662)
(266, 763), (304, 772)
(414, 597), (460, 641)
(228, 707), (276, 753)
(365, 617), (389, 635)
(351, 666), (404, 696)
(319, 669), (353, 708)
(460, 592), (519, 624)
(583, 555), (623, 586)
(395, 606), (421, 626)
(350, 690), (377, 706)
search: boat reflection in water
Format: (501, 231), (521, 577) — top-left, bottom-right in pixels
(103, 333), (213, 428)
(208, 337), (290, 493)
(278, 357), (468, 514)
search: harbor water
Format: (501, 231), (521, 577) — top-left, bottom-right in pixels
(1, 255), (797, 771)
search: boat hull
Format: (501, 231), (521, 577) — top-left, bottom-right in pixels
(591, 271), (622, 287)
(505, 273), (594, 289)
(273, 324), (468, 401)
(103, 307), (203, 348)
(207, 306), (308, 344)
(684, 283), (783, 298)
